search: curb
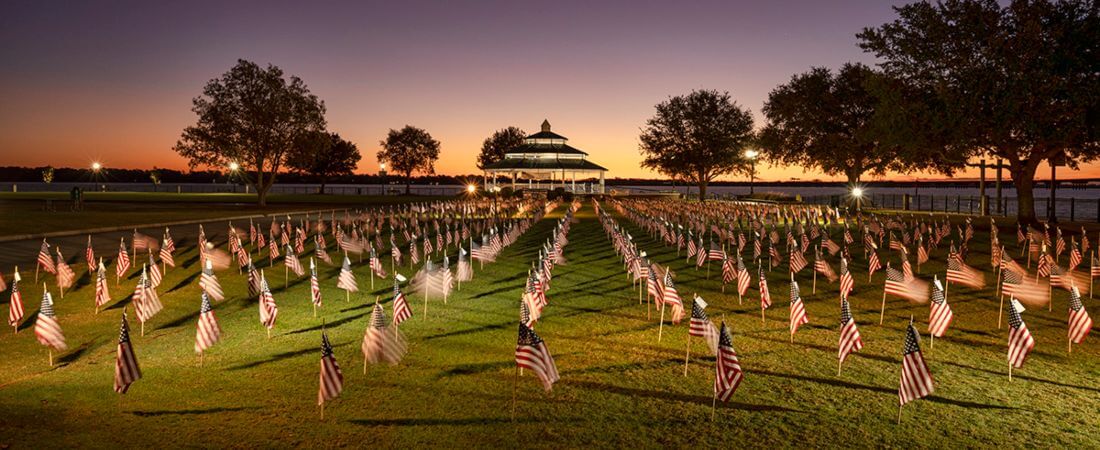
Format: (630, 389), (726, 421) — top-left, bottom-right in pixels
(0, 207), (347, 243)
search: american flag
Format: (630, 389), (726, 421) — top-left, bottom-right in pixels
(646, 265), (662, 304)
(714, 321), (744, 402)
(689, 296), (716, 342)
(409, 239), (420, 265)
(55, 248), (75, 291)
(133, 267), (163, 324)
(721, 257), (736, 285)
(258, 272), (278, 330)
(1001, 269), (1049, 307)
(789, 280), (808, 335)
(361, 303), (407, 365)
(1068, 239), (1082, 271)
(35, 289), (66, 351)
(695, 239), (707, 267)
(392, 276), (411, 325)
(147, 253), (162, 288)
(337, 256), (358, 293)
(839, 258), (854, 299)
(661, 269), (685, 323)
(1037, 249), (1051, 277)
(456, 247), (472, 282)
(8, 271), (23, 327)
(315, 235), (332, 265)
(1093, 253), (1100, 278)
(114, 312), (141, 394)
(269, 231), (280, 260)
(884, 266), (929, 303)
(160, 233), (175, 268)
(246, 257), (261, 297)
(390, 236), (402, 266)
(868, 250), (882, 278)
(194, 292), (221, 354)
(318, 331), (344, 406)
(687, 235), (698, 259)
(946, 255), (984, 288)
(199, 260), (225, 302)
(37, 240), (56, 274)
(285, 245), (305, 277)
(515, 323), (560, 392)
(94, 260), (110, 308)
(708, 240), (725, 261)
(838, 296), (863, 364)
(1007, 299), (1035, 369)
(115, 239), (130, 279)
(789, 246), (808, 274)
(310, 258), (322, 307)
(85, 235), (95, 271)
(369, 247), (386, 278)
(928, 277), (953, 338)
(898, 322), (933, 406)
(736, 256), (751, 297)
(813, 250), (837, 282)
(759, 268), (771, 310)
(1067, 285), (1092, 345)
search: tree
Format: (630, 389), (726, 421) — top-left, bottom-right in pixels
(759, 63), (924, 185)
(174, 59), (327, 206)
(858, 0), (1100, 224)
(639, 90), (755, 200)
(377, 126), (441, 195)
(287, 131), (361, 194)
(477, 126), (526, 169)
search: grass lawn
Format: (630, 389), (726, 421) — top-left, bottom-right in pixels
(0, 202), (1097, 447)
(0, 192), (449, 237)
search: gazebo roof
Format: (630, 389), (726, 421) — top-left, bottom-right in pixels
(503, 143), (589, 156)
(483, 157), (607, 172)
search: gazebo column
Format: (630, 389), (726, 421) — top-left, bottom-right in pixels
(571, 172), (576, 193)
(511, 172), (516, 190)
(599, 171), (605, 194)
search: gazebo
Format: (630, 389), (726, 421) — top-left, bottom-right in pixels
(482, 120), (607, 194)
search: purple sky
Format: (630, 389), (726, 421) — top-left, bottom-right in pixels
(3, 0), (1025, 181)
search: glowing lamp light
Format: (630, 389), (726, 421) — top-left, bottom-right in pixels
(379, 163), (386, 170)
(91, 162), (102, 171)
(851, 187), (864, 198)
(744, 149), (759, 158)
(466, 184), (477, 193)
(228, 162), (240, 171)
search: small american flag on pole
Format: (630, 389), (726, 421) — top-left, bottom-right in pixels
(789, 280), (808, 336)
(194, 292), (221, 354)
(1007, 299), (1035, 369)
(310, 258), (322, 308)
(759, 267), (771, 311)
(318, 331), (344, 406)
(714, 321), (744, 402)
(689, 296), (718, 353)
(115, 239), (130, 279)
(258, 272), (278, 330)
(285, 245), (304, 277)
(515, 323), (560, 392)
(361, 303), (407, 365)
(35, 289), (66, 351)
(838, 296), (863, 364)
(1067, 285), (1092, 345)
(8, 271), (23, 327)
(392, 275), (411, 325)
(337, 255), (358, 293)
(37, 240), (56, 275)
(114, 312), (141, 394)
(199, 259), (225, 302)
(55, 248), (75, 292)
(898, 321), (933, 407)
(928, 277), (953, 338)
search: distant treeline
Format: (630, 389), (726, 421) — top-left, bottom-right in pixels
(0, 166), (468, 185)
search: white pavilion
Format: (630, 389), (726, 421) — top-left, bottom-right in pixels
(482, 120), (607, 194)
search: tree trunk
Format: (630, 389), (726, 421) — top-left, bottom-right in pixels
(255, 170), (274, 207)
(697, 178), (708, 202)
(1013, 162), (1040, 226)
(405, 172), (412, 196)
(318, 175), (326, 195)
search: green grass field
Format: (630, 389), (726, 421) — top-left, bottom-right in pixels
(0, 202), (1097, 448)
(0, 193), (448, 237)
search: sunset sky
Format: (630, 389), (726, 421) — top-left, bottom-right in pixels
(1, 0), (1093, 182)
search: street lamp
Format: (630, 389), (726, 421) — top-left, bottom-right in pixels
(91, 162), (102, 172)
(851, 186), (864, 213)
(467, 184), (477, 194)
(228, 161), (240, 171)
(744, 150), (759, 196)
(379, 163), (387, 196)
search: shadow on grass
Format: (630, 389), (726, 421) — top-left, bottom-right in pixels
(57, 338), (105, 367)
(227, 347), (315, 371)
(348, 416), (554, 426)
(940, 360), (1100, 393)
(166, 271), (202, 294)
(128, 406), (256, 417)
(284, 312), (369, 336)
(568, 379), (801, 412)
(437, 360), (514, 378)
(17, 311), (38, 332)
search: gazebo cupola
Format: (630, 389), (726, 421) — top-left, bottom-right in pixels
(482, 120), (607, 194)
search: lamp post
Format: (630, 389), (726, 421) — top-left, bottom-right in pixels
(851, 187), (864, 213)
(744, 150), (759, 196)
(379, 163), (387, 196)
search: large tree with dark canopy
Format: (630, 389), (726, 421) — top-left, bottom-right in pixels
(639, 89), (755, 200)
(287, 131), (360, 194)
(377, 126), (441, 195)
(758, 63), (924, 184)
(858, 0), (1100, 223)
(174, 59), (326, 206)
(477, 126), (526, 169)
